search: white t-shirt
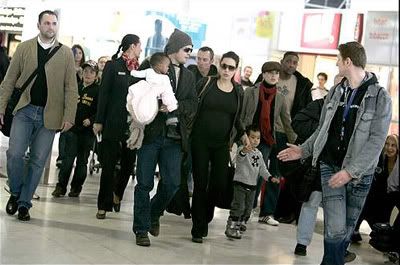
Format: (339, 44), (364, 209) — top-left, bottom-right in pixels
(311, 87), (329, 101)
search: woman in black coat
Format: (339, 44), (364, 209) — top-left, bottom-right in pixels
(93, 34), (142, 219)
(190, 51), (250, 243)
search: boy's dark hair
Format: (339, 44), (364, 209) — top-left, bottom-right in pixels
(38, 10), (58, 23)
(246, 124), (260, 135)
(317, 72), (328, 81)
(150, 52), (169, 68)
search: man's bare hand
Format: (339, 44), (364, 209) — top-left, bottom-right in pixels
(328, 170), (352, 188)
(93, 123), (103, 135)
(270, 177), (280, 184)
(277, 143), (303, 161)
(83, 119), (91, 127)
(61, 121), (73, 132)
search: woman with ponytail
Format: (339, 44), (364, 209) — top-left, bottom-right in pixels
(93, 34), (142, 219)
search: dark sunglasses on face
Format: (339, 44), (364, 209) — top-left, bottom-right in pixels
(183, 47), (193, 53)
(220, 63), (236, 71)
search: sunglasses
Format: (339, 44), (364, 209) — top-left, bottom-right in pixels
(183, 47), (193, 53)
(220, 63), (236, 71)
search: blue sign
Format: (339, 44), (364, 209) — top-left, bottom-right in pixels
(145, 10), (207, 49)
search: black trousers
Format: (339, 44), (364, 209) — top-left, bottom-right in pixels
(57, 130), (93, 192)
(191, 137), (230, 237)
(97, 139), (136, 211)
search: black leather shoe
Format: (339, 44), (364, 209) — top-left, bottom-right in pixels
(191, 236), (203, 243)
(52, 186), (66, 197)
(113, 203), (121, 212)
(294, 243), (307, 256)
(136, 233), (151, 247)
(6, 195), (18, 215)
(68, 190), (80, 197)
(96, 210), (106, 219)
(17, 207), (30, 221)
(344, 250), (356, 263)
(149, 220), (160, 237)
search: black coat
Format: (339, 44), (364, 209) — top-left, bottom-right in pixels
(95, 58), (139, 141)
(139, 59), (197, 153)
(187, 64), (218, 85)
(72, 82), (99, 134)
(291, 71), (313, 119)
(291, 98), (324, 144)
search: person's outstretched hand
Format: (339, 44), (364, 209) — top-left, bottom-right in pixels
(277, 143), (303, 161)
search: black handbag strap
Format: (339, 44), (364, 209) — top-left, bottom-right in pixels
(18, 43), (63, 92)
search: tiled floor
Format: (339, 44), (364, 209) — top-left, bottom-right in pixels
(0, 134), (395, 264)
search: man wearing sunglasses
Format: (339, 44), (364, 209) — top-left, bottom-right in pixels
(133, 28), (197, 247)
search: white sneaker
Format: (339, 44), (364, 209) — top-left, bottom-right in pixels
(258, 215), (279, 226)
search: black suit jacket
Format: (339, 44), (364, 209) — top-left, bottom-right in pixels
(95, 57), (139, 141)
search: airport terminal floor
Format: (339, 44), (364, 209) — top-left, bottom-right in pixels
(0, 135), (394, 264)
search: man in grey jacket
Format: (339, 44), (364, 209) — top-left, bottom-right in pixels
(278, 41), (392, 265)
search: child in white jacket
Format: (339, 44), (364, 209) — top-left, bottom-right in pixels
(126, 52), (178, 149)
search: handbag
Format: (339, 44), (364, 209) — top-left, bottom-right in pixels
(1, 44), (62, 137)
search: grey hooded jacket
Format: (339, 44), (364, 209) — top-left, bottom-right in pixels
(300, 72), (392, 180)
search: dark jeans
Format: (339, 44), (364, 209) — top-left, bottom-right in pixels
(57, 130), (93, 192)
(97, 139), (136, 211)
(230, 183), (256, 221)
(191, 137), (230, 238)
(133, 135), (181, 234)
(253, 141), (281, 216)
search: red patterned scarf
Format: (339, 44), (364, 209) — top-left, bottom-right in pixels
(122, 53), (139, 71)
(259, 82), (277, 146)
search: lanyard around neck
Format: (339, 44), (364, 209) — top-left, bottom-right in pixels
(342, 88), (357, 122)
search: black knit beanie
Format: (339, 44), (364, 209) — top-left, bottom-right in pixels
(164, 28), (193, 55)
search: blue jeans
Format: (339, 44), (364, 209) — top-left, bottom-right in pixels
(320, 162), (372, 265)
(6, 104), (56, 209)
(133, 135), (182, 234)
(297, 191), (322, 246)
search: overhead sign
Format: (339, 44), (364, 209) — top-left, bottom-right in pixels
(364, 11), (398, 65)
(0, 7), (25, 32)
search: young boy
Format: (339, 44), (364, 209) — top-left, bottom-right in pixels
(52, 60), (99, 197)
(126, 52), (179, 149)
(225, 125), (278, 239)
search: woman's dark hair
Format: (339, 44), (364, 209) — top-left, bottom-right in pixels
(72, 44), (85, 67)
(220, 51), (240, 68)
(112, 34), (140, 60)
